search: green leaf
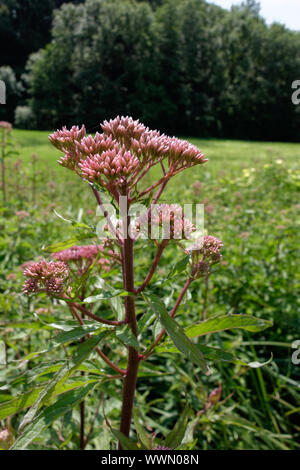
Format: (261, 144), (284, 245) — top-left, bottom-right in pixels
(43, 234), (94, 253)
(19, 331), (110, 431)
(144, 294), (208, 373)
(133, 409), (151, 449)
(11, 384), (96, 450)
(167, 255), (190, 280)
(110, 429), (140, 450)
(0, 379), (97, 421)
(185, 314), (273, 338)
(164, 403), (189, 449)
(115, 325), (140, 351)
(0, 341), (6, 365)
(83, 290), (128, 303)
(13, 324), (110, 363)
(156, 343), (236, 363)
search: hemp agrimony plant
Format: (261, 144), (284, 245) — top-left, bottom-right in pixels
(11, 116), (271, 450)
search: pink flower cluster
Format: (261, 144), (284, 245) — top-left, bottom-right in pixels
(79, 144), (140, 189)
(190, 235), (223, 278)
(49, 116), (207, 195)
(0, 121), (12, 131)
(22, 259), (69, 296)
(52, 245), (111, 271)
(136, 204), (195, 241)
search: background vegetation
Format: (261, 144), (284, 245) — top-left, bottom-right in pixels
(0, 131), (299, 449)
(1, 0), (300, 141)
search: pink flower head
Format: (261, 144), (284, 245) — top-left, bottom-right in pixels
(49, 125), (86, 171)
(79, 144), (140, 188)
(22, 259), (69, 296)
(167, 136), (208, 171)
(52, 245), (104, 262)
(190, 235), (223, 278)
(75, 132), (116, 159)
(130, 130), (168, 164)
(137, 204), (195, 240)
(0, 121), (12, 132)
(101, 115), (147, 145)
(16, 210), (30, 219)
(49, 125), (86, 152)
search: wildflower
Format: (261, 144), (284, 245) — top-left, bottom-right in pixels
(49, 125), (86, 153)
(193, 181), (202, 194)
(79, 144), (140, 190)
(49, 117), (207, 196)
(101, 115), (147, 145)
(166, 136), (208, 171)
(22, 259), (69, 296)
(208, 384), (222, 405)
(205, 204), (215, 214)
(136, 204), (195, 240)
(6, 273), (17, 281)
(190, 235), (223, 278)
(49, 125), (86, 171)
(52, 245), (112, 273)
(0, 121), (12, 132)
(16, 210), (30, 219)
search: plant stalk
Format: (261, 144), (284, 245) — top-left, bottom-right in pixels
(119, 211), (139, 445)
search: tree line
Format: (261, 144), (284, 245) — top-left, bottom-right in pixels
(1, 0), (300, 141)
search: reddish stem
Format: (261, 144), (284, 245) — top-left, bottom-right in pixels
(134, 241), (168, 294)
(119, 211), (139, 445)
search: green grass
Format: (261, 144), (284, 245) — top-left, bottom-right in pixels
(13, 129), (300, 176)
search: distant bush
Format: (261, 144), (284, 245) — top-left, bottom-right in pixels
(14, 106), (36, 130)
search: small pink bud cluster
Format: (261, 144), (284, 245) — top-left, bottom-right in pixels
(52, 245), (111, 271)
(208, 384), (222, 406)
(79, 144), (140, 189)
(137, 204), (195, 240)
(0, 121), (12, 132)
(22, 259), (69, 296)
(167, 136), (208, 171)
(49, 116), (207, 196)
(190, 235), (223, 278)
(49, 125), (86, 171)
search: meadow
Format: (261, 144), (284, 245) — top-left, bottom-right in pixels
(0, 128), (299, 450)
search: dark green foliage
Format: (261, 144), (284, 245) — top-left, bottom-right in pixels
(13, 0), (300, 141)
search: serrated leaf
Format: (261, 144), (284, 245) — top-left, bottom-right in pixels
(0, 379), (97, 421)
(144, 293), (208, 373)
(18, 331), (110, 431)
(11, 384), (96, 450)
